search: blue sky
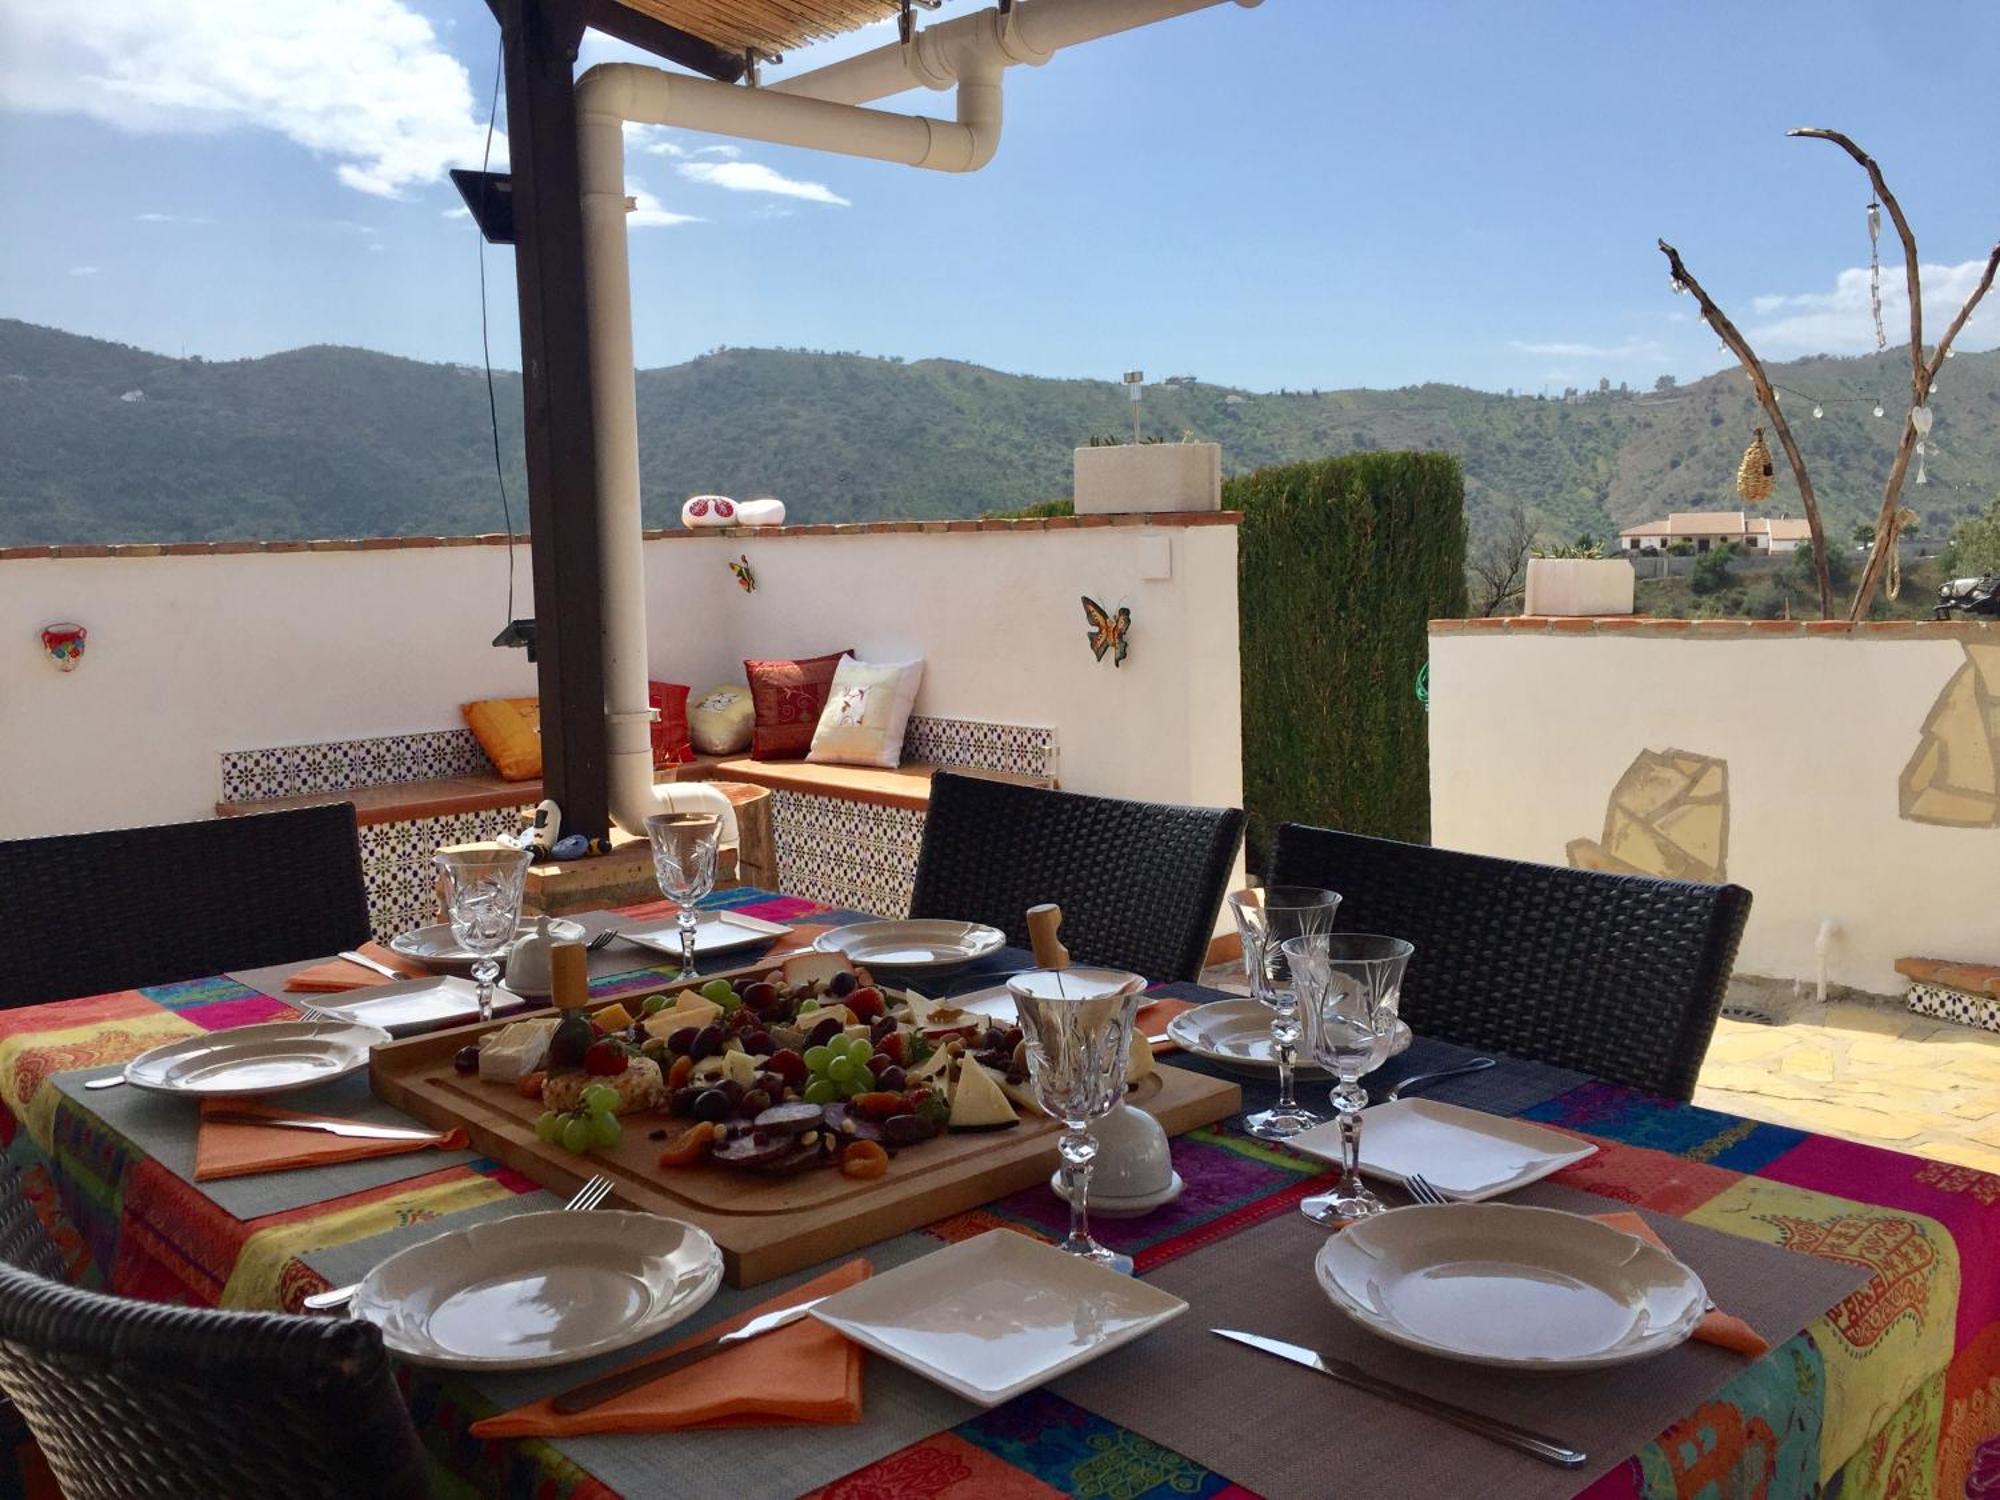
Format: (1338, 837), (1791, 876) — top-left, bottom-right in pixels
(2, 0), (1996, 395)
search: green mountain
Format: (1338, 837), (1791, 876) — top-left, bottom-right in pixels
(2, 317), (1995, 546)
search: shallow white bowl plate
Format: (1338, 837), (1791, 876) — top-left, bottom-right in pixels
(617, 911), (792, 961)
(1166, 998), (1411, 1077)
(812, 920), (1007, 975)
(352, 1210), (723, 1371)
(809, 1228), (1186, 1405)
(308, 976), (527, 1036)
(390, 918), (585, 975)
(1316, 1203), (1706, 1370)
(1288, 1098), (1598, 1201)
(123, 1020), (391, 1098)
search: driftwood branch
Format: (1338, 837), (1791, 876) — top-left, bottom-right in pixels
(1790, 128), (1924, 396)
(1658, 239), (1833, 617)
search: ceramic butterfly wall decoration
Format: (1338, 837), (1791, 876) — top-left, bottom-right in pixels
(1082, 597), (1131, 667)
(729, 554), (756, 592)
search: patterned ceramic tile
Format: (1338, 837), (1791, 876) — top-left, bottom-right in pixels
(219, 729), (494, 804)
(1908, 980), (2000, 1035)
(904, 716), (1057, 781)
(358, 807), (529, 939)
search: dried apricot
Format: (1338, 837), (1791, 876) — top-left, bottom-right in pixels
(657, 1121), (718, 1167)
(840, 1139), (889, 1179)
(666, 1053), (694, 1090)
(514, 1070), (546, 1100)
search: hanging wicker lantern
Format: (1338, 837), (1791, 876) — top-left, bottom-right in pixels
(1737, 427), (1775, 503)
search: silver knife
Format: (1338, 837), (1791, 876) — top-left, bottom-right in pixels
(1212, 1329), (1587, 1468)
(204, 1112), (449, 1143)
(338, 950), (411, 981)
(549, 1297), (831, 1414)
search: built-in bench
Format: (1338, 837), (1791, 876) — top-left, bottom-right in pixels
(216, 716), (1058, 936)
(1898, 956), (2000, 1035)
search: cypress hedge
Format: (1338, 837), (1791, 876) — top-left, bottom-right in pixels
(1228, 452), (1467, 868)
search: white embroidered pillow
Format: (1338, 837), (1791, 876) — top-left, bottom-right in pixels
(807, 656), (924, 769)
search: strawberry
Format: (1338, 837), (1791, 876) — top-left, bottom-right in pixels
(583, 1040), (628, 1077)
(845, 987), (886, 1022)
(874, 1031), (908, 1066)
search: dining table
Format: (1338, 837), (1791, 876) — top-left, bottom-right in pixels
(3, 883), (1996, 1499)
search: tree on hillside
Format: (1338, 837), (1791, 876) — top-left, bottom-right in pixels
(1942, 499), (2000, 577)
(1853, 522), (1877, 547)
(1654, 374), (1677, 391)
(1466, 503), (1536, 616)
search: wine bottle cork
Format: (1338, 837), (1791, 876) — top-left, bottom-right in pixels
(1026, 903), (1069, 970)
(550, 941), (589, 1010)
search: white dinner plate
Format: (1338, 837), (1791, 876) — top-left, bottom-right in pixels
(305, 975), (528, 1036)
(1165, 997), (1411, 1077)
(616, 910), (792, 961)
(122, 1020), (391, 1098)
(812, 920), (1007, 975)
(352, 1210), (723, 1371)
(389, 918), (586, 975)
(809, 1228), (1186, 1405)
(1315, 1203), (1706, 1370)
(1287, 1097), (1599, 1201)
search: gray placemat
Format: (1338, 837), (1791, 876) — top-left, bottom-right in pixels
(1053, 1183), (1870, 1500)
(298, 1191), (571, 1289)
(51, 1067), (480, 1218)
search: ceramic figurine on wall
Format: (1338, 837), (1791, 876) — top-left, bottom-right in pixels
(682, 495), (737, 528)
(730, 554), (757, 593)
(1082, 597), (1131, 667)
(40, 623), (86, 672)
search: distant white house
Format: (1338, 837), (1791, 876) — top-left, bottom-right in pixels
(1618, 511), (1813, 555)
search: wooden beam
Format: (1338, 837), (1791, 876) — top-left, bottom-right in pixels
(580, 0), (747, 81)
(499, 0), (611, 843)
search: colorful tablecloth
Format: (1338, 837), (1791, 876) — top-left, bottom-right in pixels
(5, 889), (1997, 1499)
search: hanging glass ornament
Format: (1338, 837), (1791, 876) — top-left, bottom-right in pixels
(1911, 405), (1933, 486)
(1867, 201), (1887, 352)
(1737, 427), (1775, 502)
(1812, 405), (1824, 419)
(1873, 403), (1885, 418)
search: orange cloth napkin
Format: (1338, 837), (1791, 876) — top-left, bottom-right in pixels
(193, 1099), (466, 1181)
(1592, 1211), (1768, 1356)
(1137, 997), (1197, 1055)
(472, 1258), (870, 1438)
(285, 942), (427, 994)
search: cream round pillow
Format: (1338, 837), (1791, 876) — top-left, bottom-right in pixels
(688, 684), (754, 755)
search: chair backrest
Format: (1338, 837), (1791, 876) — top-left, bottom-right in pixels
(0, 805), (371, 1008)
(0, 1262), (428, 1500)
(0, 1156), (64, 1285)
(1269, 823), (1752, 1100)
(910, 773), (1245, 983)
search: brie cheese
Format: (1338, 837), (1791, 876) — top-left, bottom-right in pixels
(477, 1018), (556, 1083)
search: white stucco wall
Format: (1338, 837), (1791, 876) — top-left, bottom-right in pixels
(2, 522), (1242, 845)
(1428, 620), (2000, 994)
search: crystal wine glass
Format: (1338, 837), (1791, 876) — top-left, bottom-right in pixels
(644, 812), (721, 979)
(433, 847), (531, 1023)
(1009, 966), (1145, 1272)
(1284, 932), (1413, 1224)
(1229, 887), (1341, 1140)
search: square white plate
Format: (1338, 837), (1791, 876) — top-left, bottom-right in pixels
(1288, 1097), (1598, 1202)
(309, 975), (528, 1035)
(616, 911), (791, 960)
(809, 1229), (1186, 1406)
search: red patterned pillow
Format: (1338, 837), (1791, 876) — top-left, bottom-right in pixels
(743, 650), (851, 760)
(648, 682), (695, 768)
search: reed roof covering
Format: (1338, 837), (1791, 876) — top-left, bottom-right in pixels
(611, 0), (902, 55)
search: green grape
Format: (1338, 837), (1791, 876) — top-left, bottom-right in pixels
(840, 1073), (869, 1098)
(842, 1035), (873, 1062)
(802, 1078), (837, 1105)
(534, 1111), (563, 1145)
(642, 994), (670, 1016)
(827, 1057), (861, 1085)
(582, 1084), (619, 1115)
(700, 979), (735, 1003)
(803, 1045), (834, 1072)
(588, 1111), (622, 1149)
(559, 1114), (594, 1154)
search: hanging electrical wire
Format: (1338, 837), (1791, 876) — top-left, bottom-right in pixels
(477, 35), (516, 631)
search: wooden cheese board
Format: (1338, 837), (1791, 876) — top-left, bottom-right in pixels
(371, 1012), (1240, 1287)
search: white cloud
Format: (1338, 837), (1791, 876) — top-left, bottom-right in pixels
(0, 0), (496, 198)
(627, 181), (702, 229)
(693, 144), (742, 160)
(133, 211), (213, 224)
(442, 205), (472, 221)
(68, 265), (100, 277)
(1508, 338), (1662, 360)
(1747, 259), (1998, 356)
(677, 159), (849, 206)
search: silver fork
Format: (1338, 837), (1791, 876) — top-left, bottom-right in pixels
(1404, 1174), (1450, 1207)
(587, 929), (623, 952)
(302, 1172), (614, 1312)
(297, 1003), (335, 1023)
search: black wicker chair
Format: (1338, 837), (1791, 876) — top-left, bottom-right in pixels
(0, 1259), (429, 1500)
(0, 805), (371, 1008)
(909, 772), (1245, 982)
(1269, 824), (1752, 1100)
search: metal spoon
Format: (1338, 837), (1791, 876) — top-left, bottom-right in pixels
(84, 1075), (125, 1091)
(1382, 1057), (1496, 1102)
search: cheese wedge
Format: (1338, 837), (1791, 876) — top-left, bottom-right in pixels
(477, 1018), (556, 1083)
(948, 1058), (1019, 1130)
(642, 997), (721, 1041)
(909, 1043), (953, 1084)
(1127, 1029), (1156, 1083)
(592, 1002), (635, 1032)
(780, 951), (854, 992)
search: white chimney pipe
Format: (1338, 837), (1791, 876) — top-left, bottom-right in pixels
(574, 0), (1257, 840)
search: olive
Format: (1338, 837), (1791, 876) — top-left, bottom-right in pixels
(827, 971), (859, 998)
(692, 1088), (732, 1123)
(806, 1015), (845, 1049)
(742, 981), (780, 1013)
(691, 1023), (726, 1061)
(715, 1078), (746, 1106)
(666, 1026), (700, 1056)
(669, 1086), (704, 1117)
(452, 1044), (480, 1075)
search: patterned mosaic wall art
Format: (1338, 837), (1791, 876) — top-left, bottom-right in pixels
(902, 717), (1058, 782)
(219, 729), (492, 804)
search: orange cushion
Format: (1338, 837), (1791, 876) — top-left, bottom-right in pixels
(743, 651), (850, 761)
(462, 697), (542, 781)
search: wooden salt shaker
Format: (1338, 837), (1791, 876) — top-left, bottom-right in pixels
(549, 941), (590, 1011)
